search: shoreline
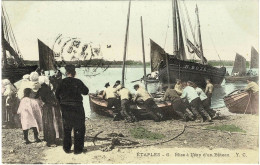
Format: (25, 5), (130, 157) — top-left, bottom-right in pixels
(2, 107), (259, 164)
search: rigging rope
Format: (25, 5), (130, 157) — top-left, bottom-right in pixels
(206, 30), (224, 66)
(2, 3), (23, 59)
(163, 9), (171, 50)
(182, 0), (197, 45)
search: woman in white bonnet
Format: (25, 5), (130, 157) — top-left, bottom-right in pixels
(28, 72), (41, 98)
(17, 74), (30, 100)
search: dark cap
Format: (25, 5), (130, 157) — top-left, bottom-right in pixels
(187, 81), (193, 85)
(134, 84), (139, 89)
(65, 65), (76, 75)
(105, 82), (110, 87)
(115, 80), (120, 84)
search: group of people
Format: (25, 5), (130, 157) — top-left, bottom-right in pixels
(2, 65), (89, 154)
(2, 69), (63, 147)
(102, 81), (164, 122)
(162, 79), (216, 122)
(2, 64), (258, 155)
(101, 78), (216, 123)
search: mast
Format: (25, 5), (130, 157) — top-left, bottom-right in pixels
(1, 16), (7, 67)
(140, 16), (147, 90)
(195, 4), (205, 64)
(175, 0), (186, 60)
(122, 0), (131, 86)
(172, 0), (178, 56)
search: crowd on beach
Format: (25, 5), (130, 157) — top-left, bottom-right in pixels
(2, 69), (63, 146)
(2, 65), (258, 155)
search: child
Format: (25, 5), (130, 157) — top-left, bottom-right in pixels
(17, 88), (43, 144)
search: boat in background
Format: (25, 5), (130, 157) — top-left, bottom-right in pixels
(150, 0), (226, 88)
(250, 46), (258, 69)
(2, 5), (38, 83)
(223, 90), (251, 114)
(225, 48), (258, 83)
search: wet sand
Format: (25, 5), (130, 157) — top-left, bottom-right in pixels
(2, 108), (259, 164)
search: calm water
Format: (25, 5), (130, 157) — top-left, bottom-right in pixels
(15, 66), (258, 118)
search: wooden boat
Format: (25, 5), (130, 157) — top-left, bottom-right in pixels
(2, 6), (38, 83)
(223, 90), (251, 114)
(225, 76), (258, 83)
(89, 93), (174, 120)
(150, 0), (226, 88)
(226, 48), (259, 83)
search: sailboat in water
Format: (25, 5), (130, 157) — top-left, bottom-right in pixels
(88, 1), (173, 119)
(2, 5), (38, 83)
(225, 48), (258, 83)
(250, 46), (258, 69)
(150, 0), (226, 88)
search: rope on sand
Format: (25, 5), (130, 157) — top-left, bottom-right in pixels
(116, 124), (186, 149)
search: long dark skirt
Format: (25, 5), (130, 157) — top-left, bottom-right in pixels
(42, 104), (63, 146)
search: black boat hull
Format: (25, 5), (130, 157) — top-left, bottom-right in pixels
(159, 58), (226, 88)
(2, 65), (38, 83)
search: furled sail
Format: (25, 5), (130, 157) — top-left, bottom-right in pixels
(231, 53), (246, 76)
(150, 39), (166, 72)
(250, 46), (258, 69)
(38, 39), (56, 71)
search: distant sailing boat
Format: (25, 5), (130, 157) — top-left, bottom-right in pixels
(2, 5), (38, 83)
(225, 49), (258, 83)
(150, 0), (226, 88)
(250, 46), (258, 69)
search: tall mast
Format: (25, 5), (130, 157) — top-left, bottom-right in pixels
(172, 0), (178, 56)
(175, 0), (186, 60)
(140, 16), (147, 90)
(195, 4), (205, 64)
(1, 15), (7, 67)
(121, 0), (131, 86)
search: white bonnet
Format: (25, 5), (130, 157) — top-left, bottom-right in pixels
(30, 72), (39, 82)
(23, 74), (30, 80)
(38, 76), (50, 85)
(2, 79), (10, 86)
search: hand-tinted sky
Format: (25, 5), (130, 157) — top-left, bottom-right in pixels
(3, 0), (259, 61)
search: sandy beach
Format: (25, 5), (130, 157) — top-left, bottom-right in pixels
(2, 107), (259, 164)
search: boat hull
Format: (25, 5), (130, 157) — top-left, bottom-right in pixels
(159, 58), (226, 88)
(223, 90), (251, 114)
(89, 93), (175, 120)
(225, 76), (258, 83)
(2, 65), (38, 83)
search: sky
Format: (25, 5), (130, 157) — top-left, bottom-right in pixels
(2, 0), (259, 62)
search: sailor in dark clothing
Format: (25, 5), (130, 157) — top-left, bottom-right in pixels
(55, 65), (89, 154)
(162, 85), (194, 121)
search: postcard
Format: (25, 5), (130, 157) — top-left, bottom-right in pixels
(1, 0), (259, 164)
